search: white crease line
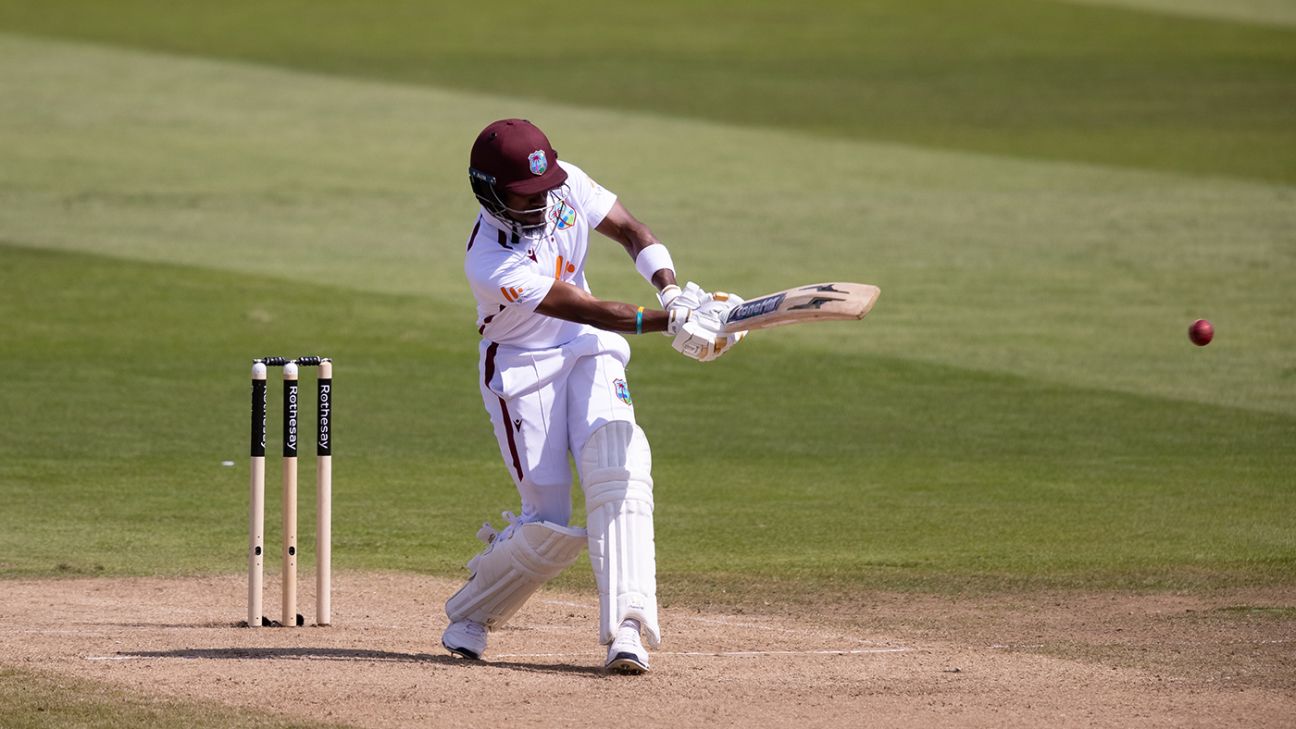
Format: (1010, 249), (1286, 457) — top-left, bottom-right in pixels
(541, 599), (882, 642)
(668, 648), (911, 657)
(679, 616), (799, 631)
(508, 624), (580, 633)
(992, 639), (1295, 650)
(675, 615), (874, 640)
(539, 600), (588, 608)
(494, 647), (911, 658)
(8, 629), (111, 636)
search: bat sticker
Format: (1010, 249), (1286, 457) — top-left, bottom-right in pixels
(788, 296), (844, 311)
(726, 293), (786, 323)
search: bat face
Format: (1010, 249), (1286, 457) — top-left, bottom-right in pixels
(720, 282), (880, 333)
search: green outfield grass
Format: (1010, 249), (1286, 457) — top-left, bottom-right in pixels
(1059, 0), (1296, 26)
(2, 241), (1291, 593)
(0, 5), (1293, 599)
(0, 0), (1293, 183)
(0, 668), (344, 729)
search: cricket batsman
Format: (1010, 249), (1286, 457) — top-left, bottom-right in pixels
(441, 118), (745, 673)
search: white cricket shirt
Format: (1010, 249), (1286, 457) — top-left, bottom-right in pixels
(464, 161), (618, 349)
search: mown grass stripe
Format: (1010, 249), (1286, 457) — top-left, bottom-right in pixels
(0, 1), (1293, 183)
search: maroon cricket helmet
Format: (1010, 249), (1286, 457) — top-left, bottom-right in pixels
(469, 119), (568, 196)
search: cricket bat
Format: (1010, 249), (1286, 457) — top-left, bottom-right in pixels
(719, 282), (881, 334)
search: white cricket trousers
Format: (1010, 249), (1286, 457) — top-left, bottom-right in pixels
(478, 329), (638, 526)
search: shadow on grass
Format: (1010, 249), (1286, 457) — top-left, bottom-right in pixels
(116, 647), (605, 676)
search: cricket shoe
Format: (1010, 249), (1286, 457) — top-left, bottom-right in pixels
(605, 622), (650, 674)
(442, 619), (487, 660)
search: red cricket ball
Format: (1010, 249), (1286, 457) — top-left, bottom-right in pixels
(1189, 319), (1213, 346)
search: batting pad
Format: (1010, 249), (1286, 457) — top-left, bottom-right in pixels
(445, 521), (587, 629)
(580, 421), (661, 647)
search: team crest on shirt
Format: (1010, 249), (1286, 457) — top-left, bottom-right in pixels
(614, 378), (633, 406)
(550, 199), (577, 230)
(528, 150), (547, 175)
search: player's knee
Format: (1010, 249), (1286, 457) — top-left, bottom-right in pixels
(523, 500), (572, 527)
(578, 421), (652, 511)
(517, 475), (575, 526)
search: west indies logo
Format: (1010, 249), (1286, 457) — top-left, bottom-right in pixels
(613, 378), (633, 406)
(551, 199), (577, 230)
(528, 150), (547, 175)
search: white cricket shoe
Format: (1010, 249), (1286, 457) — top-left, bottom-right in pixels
(605, 621), (650, 674)
(442, 619), (487, 660)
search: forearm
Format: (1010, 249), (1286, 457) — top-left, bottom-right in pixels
(569, 300), (668, 334)
(536, 283), (669, 333)
(615, 220), (654, 255)
(597, 202), (676, 291)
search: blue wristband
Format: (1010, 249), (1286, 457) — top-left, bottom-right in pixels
(635, 306), (645, 335)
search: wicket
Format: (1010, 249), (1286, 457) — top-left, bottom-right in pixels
(248, 356), (332, 627)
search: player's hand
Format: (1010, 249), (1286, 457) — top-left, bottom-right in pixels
(700, 294), (748, 355)
(704, 291), (748, 337)
(710, 290), (745, 311)
(662, 281), (716, 337)
(657, 284), (682, 310)
(659, 281), (711, 311)
(671, 292), (746, 362)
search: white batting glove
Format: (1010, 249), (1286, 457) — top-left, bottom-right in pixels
(711, 290), (745, 309)
(671, 292), (747, 362)
(658, 281), (709, 310)
(657, 284), (682, 310)
(702, 292), (747, 357)
(661, 281), (716, 337)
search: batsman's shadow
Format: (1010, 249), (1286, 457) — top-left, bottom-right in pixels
(118, 647), (604, 677)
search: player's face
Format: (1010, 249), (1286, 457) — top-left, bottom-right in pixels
(501, 189), (551, 226)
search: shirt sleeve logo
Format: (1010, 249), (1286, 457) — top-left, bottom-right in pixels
(613, 378), (633, 407)
(528, 150), (548, 175)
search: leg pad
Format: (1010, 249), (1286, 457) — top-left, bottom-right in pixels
(580, 421), (660, 647)
(445, 521), (587, 629)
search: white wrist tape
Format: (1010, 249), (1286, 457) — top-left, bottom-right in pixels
(634, 244), (674, 285)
